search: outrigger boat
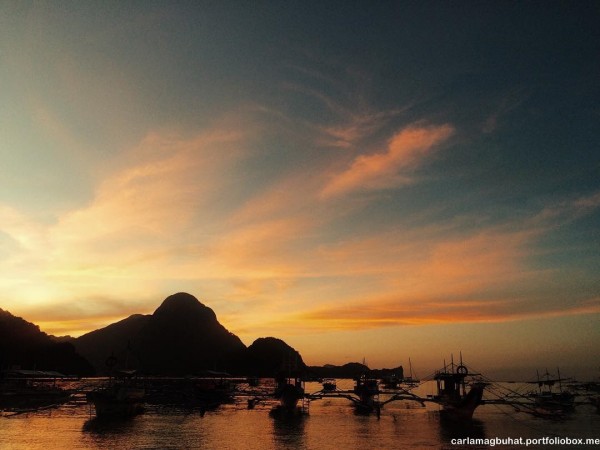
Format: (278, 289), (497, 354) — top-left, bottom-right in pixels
(86, 369), (145, 419)
(306, 356), (485, 419)
(269, 372), (307, 416)
(380, 374), (399, 389)
(321, 378), (337, 391)
(0, 369), (71, 411)
(526, 369), (574, 417)
(193, 374), (235, 404)
(353, 374), (381, 415)
(402, 358), (420, 386)
(430, 356), (485, 420)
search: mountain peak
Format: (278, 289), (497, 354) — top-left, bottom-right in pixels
(153, 292), (215, 320)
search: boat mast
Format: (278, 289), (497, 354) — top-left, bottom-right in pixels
(557, 367), (562, 392)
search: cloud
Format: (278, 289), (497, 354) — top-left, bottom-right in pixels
(294, 296), (600, 331)
(482, 90), (526, 134)
(51, 127), (248, 253)
(2, 87), (599, 340)
(321, 123), (454, 198)
(0, 205), (47, 252)
(0, 124), (254, 320)
(249, 217), (600, 333)
(531, 191), (600, 227)
(315, 109), (402, 149)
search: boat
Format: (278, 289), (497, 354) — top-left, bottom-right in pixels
(0, 369), (71, 410)
(193, 376), (235, 404)
(380, 374), (399, 389)
(321, 378), (337, 391)
(353, 374), (380, 415)
(271, 373), (307, 416)
(403, 358), (420, 386)
(431, 357), (485, 420)
(526, 369), (574, 417)
(86, 370), (145, 419)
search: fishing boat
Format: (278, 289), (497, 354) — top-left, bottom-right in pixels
(321, 378), (337, 391)
(0, 369), (71, 410)
(403, 358), (420, 386)
(86, 370), (145, 419)
(381, 374), (399, 389)
(353, 374), (380, 415)
(194, 376), (235, 404)
(431, 357), (485, 420)
(270, 372), (307, 416)
(527, 369), (574, 417)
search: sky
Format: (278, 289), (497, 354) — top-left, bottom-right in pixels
(1, 1), (599, 379)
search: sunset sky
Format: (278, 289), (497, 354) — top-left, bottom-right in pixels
(1, 2), (599, 379)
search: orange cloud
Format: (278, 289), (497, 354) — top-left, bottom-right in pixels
(249, 226), (589, 333)
(0, 124), (256, 323)
(291, 296), (600, 332)
(321, 123), (454, 198)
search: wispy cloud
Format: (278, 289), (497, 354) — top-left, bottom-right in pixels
(225, 197), (600, 335)
(2, 88), (599, 341)
(0, 123), (255, 324)
(321, 124), (455, 198)
(482, 89), (527, 134)
(294, 296), (600, 331)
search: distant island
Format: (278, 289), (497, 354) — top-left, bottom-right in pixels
(0, 292), (397, 379)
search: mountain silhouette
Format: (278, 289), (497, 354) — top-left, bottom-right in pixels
(307, 362), (370, 379)
(2, 293), (311, 377)
(136, 293), (246, 375)
(74, 293), (246, 375)
(0, 308), (94, 376)
(235, 337), (307, 377)
(73, 313), (149, 374)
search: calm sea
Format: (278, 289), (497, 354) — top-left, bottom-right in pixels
(1, 380), (598, 449)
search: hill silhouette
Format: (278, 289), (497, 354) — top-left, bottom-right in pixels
(234, 337), (307, 377)
(0, 308), (94, 376)
(74, 293), (246, 375)
(307, 362), (370, 379)
(73, 293), (310, 376)
(137, 293), (246, 375)
(73, 313), (149, 374)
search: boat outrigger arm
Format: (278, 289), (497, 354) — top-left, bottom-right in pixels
(306, 387), (426, 407)
(380, 388), (426, 407)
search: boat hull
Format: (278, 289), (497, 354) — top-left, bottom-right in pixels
(87, 387), (145, 419)
(439, 383), (485, 421)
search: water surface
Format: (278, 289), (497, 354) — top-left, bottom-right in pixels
(1, 380), (598, 449)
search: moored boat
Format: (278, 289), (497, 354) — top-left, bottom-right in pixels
(0, 369), (71, 410)
(527, 369), (574, 417)
(432, 358), (485, 420)
(192, 376), (236, 409)
(381, 374), (399, 389)
(353, 374), (380, 415)
(403, 358), (420, 386)
(86, 370), (145, 419)
(271, 372), (307, 416)
(321, 378), (337, 391)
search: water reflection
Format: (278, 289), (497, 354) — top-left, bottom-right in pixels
(82, 416), (139, 435)
(437, 413), (486, 442)
(271, 414), (307, 449)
